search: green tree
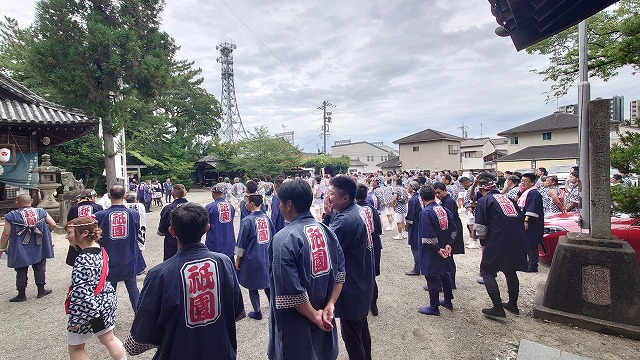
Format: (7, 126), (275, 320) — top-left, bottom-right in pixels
(26, 0), (176, 188)
(526, 0), (640, 99)
(303, 155), (350, 174)
(235, 127), (304, 177)
(610, 131), (640, 215)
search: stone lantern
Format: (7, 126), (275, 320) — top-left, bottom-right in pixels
(30, 154), (64, 221)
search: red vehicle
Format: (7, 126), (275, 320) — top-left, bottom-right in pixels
(541, 212), (640, 263)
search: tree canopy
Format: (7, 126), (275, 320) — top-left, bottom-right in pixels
(233, 127), (304, 178)
(526, 0), (640, 99)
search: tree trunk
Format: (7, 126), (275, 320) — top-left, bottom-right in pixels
(103, 125), (117, 190)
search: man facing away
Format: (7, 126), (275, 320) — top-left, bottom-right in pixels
(474, 173), (528, 317)
(268, 179), (345, 360)
(125, 203), (245, 359)
(95, 185), (146, 312)
(205, 183), (236, 259)
(158, 184), (189, 260)
(323, 175), (374, 360)
(0, 194), (56, 301)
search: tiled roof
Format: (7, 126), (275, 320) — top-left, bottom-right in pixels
(394, 129), (462, 144)
(496, 143), (579, 162)
(461, 137), (493, 148)
(377, 157), (401, 168)
(498, 112), (620, 136)
(350, 159), (367, 166)
(0, 72), (98, 126)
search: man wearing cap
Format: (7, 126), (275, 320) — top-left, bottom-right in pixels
(205, 183), (236, 259)
(158, 184), (189, 260)
(474, 173), (527, 317)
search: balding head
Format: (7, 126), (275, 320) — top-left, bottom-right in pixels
(109, 185), (126, 200)
(16, 194), (32, 206)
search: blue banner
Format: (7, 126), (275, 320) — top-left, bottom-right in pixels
(0, 153), (39, 188)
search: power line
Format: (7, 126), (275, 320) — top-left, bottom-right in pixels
(218, 0), (318, 101)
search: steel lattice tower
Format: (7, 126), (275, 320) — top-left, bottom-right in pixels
(216, 42), (246, 142)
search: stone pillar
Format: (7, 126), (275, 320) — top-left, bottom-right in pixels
(533, 99), (640, 339)
(588, 99), (612, 238)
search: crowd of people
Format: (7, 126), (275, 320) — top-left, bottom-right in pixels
(1, 165), (628, 359)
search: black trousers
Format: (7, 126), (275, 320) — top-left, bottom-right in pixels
(15, 259), (46, 290)
(340, 317), (372, 360)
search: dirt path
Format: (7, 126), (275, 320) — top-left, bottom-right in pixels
(0, 187), (637, 359)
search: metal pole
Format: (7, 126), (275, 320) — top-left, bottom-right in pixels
(578, 20), (590, 229)
(323, 101), (327, 155)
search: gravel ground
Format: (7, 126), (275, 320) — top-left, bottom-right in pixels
(0, 187), (638, 360)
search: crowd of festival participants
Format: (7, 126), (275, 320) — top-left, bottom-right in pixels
(2, 165), (630, 359)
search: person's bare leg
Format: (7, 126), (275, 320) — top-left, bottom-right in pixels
(68, 344), (89, 360)
(98, 330), (126, 360)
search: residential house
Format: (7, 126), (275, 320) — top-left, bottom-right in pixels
(331, 140), (395, 172)
(393, 129), (462, 171)
(495, 111), (620, 172)
(460, 137), (497, 171)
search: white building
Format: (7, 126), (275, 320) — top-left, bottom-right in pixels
(331, 140), (396, 173)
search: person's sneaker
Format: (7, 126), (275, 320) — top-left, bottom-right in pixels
(482, 307), (506, 318)
(502, 302), (520, 315)
(476, 276), (485, 284)
(405, 270), (420, 276)
(36, 289), (53, 298)
(466, 241), (480, 249)
(465, 238), (474, 245)
(392, 234), (403, 240)
(418, 306), (440, 316)
(423, 284), (429, 291)
(248, 311), (263, 320)
(439, 300), (454, 310)
(9, 294), (26, 302)
(402, 232), (408, 239)
(370, 303), (379, 316)
(385, 226), (394, 231)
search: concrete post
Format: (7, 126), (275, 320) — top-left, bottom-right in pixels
(588, 99), (612, 238)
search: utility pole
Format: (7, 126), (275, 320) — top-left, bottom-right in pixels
(318, 101), (333, 154)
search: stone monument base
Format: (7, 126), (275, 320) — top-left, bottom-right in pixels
(533, 233), (640, 340)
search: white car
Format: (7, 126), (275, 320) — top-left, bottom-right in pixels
(547, 164), (575, 189)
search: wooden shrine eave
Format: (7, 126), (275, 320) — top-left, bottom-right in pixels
(0, 99), (99, 146)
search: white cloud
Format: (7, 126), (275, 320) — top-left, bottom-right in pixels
(2, 0), (639, 153)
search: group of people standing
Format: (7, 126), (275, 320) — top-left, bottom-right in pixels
(128, 177), (173, 213)
(0, 165), (578, 360)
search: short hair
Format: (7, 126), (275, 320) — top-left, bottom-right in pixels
(65, 217), (102, 243)
(277, 179), (312, 213)
(522, 173), (536, 183)
(125, 192), (137, 203)
(172, 184), (187, 198)
(547, 175), (558, 185)
(409, 180), (421, 191)
(274, 176), (284, 188)
(513, 171), (523, 178)
(612, 174), (623, 181)
(443, 175), (452, 183)
(330, 175), (357, 201)
(416, 176), (426, 185)
(355, 184), (368, 201)
(569, 171), (579, 178)
(247, 193), (263, 207)
(619, 169), (630, 175)
(504, 171), (513, 176)
(395, 177), (403, 186)
(16, 194), (32, 206)
(170, 203), (209, 244)
(507, 175), (521, 184)
(419, 185), (436, 201)
(109, 185), (126, 200)
(432, 182), (447, 192)
(459, 177), (471, 184)
(246, 180), (258, 194)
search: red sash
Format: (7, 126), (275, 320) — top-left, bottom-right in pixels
(64, 248), (108, 314)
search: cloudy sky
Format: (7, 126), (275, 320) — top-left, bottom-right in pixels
(2, 0), (639, 153)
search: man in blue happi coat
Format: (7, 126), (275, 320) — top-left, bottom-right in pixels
(417, 185), (457, 316)
(404, 181), (422, 276)
(270, 176), (286, 233)
(474, 173), (528, 317)
(0, 194), (56, 302)
(323, 175), (374, 360)
(205, 183), (236, 259)
(125, 203), (245, 359)
(517, 173), (544, 273)
(95, 185), (146, 312)
(355, 184), (383, 316)
(158, 184), (189, 260)
(268, 178), (345, 360)
(433, 182), (464, 289)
